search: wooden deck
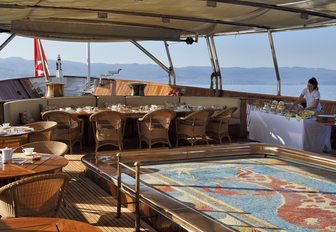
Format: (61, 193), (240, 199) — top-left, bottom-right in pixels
(59, 154), (155, 232)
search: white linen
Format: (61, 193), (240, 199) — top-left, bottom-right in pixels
(248, 110), (331, 153)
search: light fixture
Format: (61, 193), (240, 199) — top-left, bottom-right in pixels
(206, 1), (217, 8)
(97, 12), (108, 19)
(185, 37), (194, 45)
(300, 13), (309, 20)
(162, 17), (170, 23)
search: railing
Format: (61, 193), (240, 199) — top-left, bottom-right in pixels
(80, 79), (97, 95)
(116, 154), (141, 232)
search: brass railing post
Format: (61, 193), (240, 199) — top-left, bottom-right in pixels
(116, 153), (121, 218)
(134, 161), (141, 232)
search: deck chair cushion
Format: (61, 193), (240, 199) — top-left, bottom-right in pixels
(20, 111), (35, 124)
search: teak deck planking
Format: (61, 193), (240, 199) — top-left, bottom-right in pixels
(59, 154), (154, 232)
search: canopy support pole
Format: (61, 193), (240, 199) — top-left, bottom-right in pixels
(130, 40), (170, 84)
(0, 34), (15, 52)
(206, 36), (219, 96)
(37, 39), (49, 82)
(164, 41), (176, 85)
(267, 30), (281, 96)
(87, 42), (91, 84)
(210, 35), (222, 92)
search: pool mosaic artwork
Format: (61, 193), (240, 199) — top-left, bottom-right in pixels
(139, 158), (336, 231)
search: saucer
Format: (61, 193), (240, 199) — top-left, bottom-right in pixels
(23, 152), (36, 156)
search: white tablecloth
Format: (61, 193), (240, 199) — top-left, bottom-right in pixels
(248, 110), (331, 153)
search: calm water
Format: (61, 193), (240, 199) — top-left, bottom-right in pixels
(193, 84), (336, 101)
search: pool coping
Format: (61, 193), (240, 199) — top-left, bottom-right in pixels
(82, 143), (336, 231)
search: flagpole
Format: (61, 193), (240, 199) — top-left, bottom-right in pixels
(87, 42), (91, 83)
(37, 39), (49, 82)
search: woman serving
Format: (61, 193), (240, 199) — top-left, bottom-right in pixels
(291, 77), (322, 111)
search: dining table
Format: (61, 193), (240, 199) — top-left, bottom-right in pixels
(0, 217), (101, 232)
(0, 126), (34, 146)
(0, 153), (68, 186)
(248, 110), (332, 153)
(53, 106), (195, 146)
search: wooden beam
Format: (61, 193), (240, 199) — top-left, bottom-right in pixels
(206, 0), (336, 20)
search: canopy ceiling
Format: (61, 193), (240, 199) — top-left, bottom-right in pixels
(0, 0), (335, 42)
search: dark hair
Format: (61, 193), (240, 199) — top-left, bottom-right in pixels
(308, 77), (318, 90)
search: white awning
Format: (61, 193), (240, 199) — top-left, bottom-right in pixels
(0, 0), (335, 41)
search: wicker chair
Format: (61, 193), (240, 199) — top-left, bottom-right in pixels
(0, 173), (69, 218)
(137, 109), (176, 149)
(89, 110), (124, 152)
(207, 106), (237, 144)
(14, 141), (69, 156)
(175, 109), (212, 146)
(42, 111), (83, 154)
(26, 121), (58, 143)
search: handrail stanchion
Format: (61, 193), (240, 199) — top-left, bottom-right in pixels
(116, 153), (122, 218)
(134, 161), (141, 232)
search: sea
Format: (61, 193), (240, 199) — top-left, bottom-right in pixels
(193, 84), (336, 101)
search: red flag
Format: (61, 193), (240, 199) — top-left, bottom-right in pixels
(34, 38), (49, 79)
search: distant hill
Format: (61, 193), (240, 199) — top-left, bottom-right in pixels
(1, 57), (336, 86)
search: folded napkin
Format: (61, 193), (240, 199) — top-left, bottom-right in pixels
(12, 126), (35, 131)
(13, 153), (33, 159)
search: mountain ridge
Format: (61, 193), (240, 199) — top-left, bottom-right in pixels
(1, 57), (336, 85)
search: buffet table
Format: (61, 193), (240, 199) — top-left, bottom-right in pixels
(248, 110), (331, 153)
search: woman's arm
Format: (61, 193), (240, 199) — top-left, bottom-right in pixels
(306, 98), (320, 110)
(294, 94), (305, 105)
(290, 94), (304, 110)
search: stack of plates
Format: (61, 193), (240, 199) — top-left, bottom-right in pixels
(316, 114), (336, 123)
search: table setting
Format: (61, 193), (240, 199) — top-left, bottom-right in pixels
(0, 123), (34, 137)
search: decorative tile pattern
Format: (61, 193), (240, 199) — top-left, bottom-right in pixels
(140, 157), (336, 231)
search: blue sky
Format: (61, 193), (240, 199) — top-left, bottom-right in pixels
(0, 27), (335, 69)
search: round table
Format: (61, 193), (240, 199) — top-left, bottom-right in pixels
(0, 153), (68, 186)
(0, 126), (34, 146)
(0, 217), (101, 231)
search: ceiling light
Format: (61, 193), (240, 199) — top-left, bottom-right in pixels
(300, 13), (309, 20)
(162, 17), (170, 23)
(97, 12), (108, 19)
(185, 37), (194, 45)
(206, 1), (217, 8)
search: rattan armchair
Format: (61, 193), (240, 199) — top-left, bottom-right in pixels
(0, 173), (69, 218)
(137, 109), (176, 148)
(207, 106), (237, 144)
(89, 110), (124, 152)
(42, 111), (83, 154)
(175, 109), (212, 146)
(26, 121), (58, 143)
(14, 141), (69, 156)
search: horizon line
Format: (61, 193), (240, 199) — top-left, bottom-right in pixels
(1, 57), (336, 71)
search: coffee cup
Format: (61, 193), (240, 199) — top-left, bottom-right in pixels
(22, 147), (34, 155)
(2, 123), (10, 128)
(0, 147), (13, 162)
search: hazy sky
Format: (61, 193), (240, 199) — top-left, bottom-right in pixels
(0, 26), (335, 69)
